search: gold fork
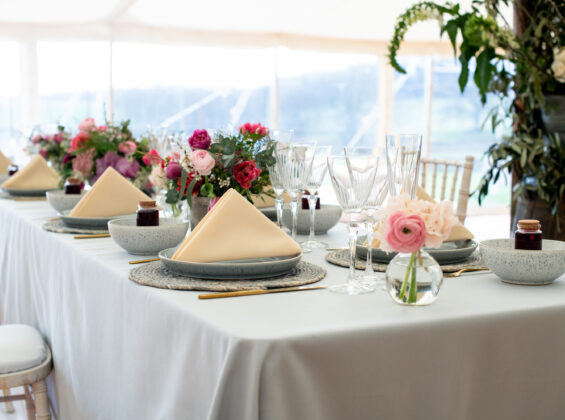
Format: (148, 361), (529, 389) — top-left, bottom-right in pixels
(444, 267), (489, 277)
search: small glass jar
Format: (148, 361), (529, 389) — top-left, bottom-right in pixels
(64, 177), (82, 195)
(301, 191), (320, 210)
(514, 219), (542, 250)
(137, 200), (159, 227)
(7, 164), (18, 176)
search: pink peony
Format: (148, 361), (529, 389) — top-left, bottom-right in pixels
(118, 141), (137, 156)
(165, 162), (183, 180)
(31, 134), (42, 144)
(191, 150), (215, 176)
(72, 148), (95, 178)
(78, 117), (95, 132)
(239, 122), (269, 137)
(233, 160), (261, 189)
(188, 129), (211, 150)
(142, 149), (163, 166)
(384, 210), (427, 254)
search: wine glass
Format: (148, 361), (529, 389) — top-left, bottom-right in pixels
(327, 152), (378, 295)
(275, 143), (316, 242)
(301, 145), (332, 249)
(268, 159), (286, 230)
(345, 147), (389, 285)
(386, 134), (423, 198)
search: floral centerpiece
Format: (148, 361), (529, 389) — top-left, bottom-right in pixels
(61, 118), (153, 190)
(29, 126), (71, 172)
(375, 194), (458, 305)
(144, 122), (275, 218)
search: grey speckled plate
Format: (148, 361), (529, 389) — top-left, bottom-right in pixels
(59, 210), (135, 229)
(357, 236), (478, 265)
(3, 187), (58, 197)
(159, 247), (302, 279)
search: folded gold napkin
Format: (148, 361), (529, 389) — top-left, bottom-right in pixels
(0, 151), (11, 173)
(173, 188), (301, 262)
(70, 167), (151, 217)
(1, 155), (60, 190)
(251, 186), (292, 209)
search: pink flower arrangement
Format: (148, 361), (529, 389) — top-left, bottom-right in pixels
(384, 211), (427, 253)
(239, 122), (269, 137)
(191, 150), (215, 176)
(188, 129), (211, 150)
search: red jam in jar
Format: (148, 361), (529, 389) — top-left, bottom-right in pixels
(8, 164), (18, 176)
(137, 200), (159, 227)
(301, 190), (320, 210)
(64, 177), (82, 195)
(514, 219), (542, 250)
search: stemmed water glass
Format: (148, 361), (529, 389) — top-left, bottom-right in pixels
(327, 152), (378, 295)
(345, 147), (389, 286)
(268, 156), (286, 230)
(386, 134), (423, 198)
(301, 145), (332, 249)
(275, 143), (316, 242)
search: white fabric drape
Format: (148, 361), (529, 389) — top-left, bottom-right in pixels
(2, 198), (565, 419)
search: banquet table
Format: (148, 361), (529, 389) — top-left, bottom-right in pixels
(2, 198), (565, 420)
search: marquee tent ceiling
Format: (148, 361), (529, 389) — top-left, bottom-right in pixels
(0, 0), (514, 47)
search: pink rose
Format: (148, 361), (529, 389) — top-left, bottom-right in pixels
(188, 129), (211, 150)
(191, 150), (215, 176)
(31, 134), (42, 144)
(384, 210), (427, 254)
(78, 117), (95, 132)
(233, 159), (261, 189)
(118, 141), (137, 156)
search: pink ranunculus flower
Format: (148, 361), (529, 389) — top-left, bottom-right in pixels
(191, 149), (215, 176)
(118, 141), (137, 156)
(31, 134), (42, 144)
(384, 210), (427, 254)
(78, 117), (95, 132)
(188, 129), (211, 150)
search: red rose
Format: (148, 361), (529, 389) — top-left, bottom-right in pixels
(233, 160), (262, 189)
(176, 172), (202, 197)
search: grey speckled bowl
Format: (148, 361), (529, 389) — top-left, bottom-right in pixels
(282, 204), (342, 235)
(46, 190), (86, 213)
(480, 239), (565, 285)
(108, 217), (189, 256)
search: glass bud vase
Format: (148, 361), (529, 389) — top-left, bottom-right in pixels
(385, 250), (443, 306)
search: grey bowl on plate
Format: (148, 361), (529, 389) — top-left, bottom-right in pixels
(3, 187), (58, 197)
(108, 218), (189, 255)
(159, 247), (302, 279)
(46, 190), (86, 213)
(281, 204), (342, 235)
(357, 236), (478, 265)
(480, 238), (565, 285)
(59, 210), (135, 229)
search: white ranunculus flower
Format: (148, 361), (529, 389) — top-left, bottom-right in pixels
(551, 48), (565, 83)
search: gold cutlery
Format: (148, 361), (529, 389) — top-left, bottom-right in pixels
(129, 258), (160, 265)
(444, 267), (490, 278)
(13, 197), (46, 201)
(74, 233), (111, 239)
(326, 247), (347, 251)
(199, 285), (326, 299)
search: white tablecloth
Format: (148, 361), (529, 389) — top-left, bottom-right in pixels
(2, 198), (565, 420)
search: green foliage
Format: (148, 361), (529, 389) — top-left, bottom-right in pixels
(388, 0), (565, 214)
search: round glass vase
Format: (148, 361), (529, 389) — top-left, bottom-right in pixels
(385, 250), (443, 306)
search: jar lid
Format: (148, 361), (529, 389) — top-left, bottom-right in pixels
(517, 219), (541, 230)
(66, 177), (80, 184)
(139, 200), (157, 208)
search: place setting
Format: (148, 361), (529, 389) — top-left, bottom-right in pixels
(0, 154), (60, 200)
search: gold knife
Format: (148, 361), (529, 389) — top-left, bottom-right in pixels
(74, 233), (111, 239)
(199, 285), (326, 299)
(129, 258), (160, 264)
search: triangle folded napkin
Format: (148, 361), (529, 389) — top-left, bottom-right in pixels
(70, 167), (151, 217)
(1, 155), (60, 190)
(0, 151), (11, 173)
(173, 188), (301, 263)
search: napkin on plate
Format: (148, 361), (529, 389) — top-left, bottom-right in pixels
(173, 188), (301, 262)
(251, 187), (291, 209)
(1, 155), (60, 190)
(0, 151), (11, 173)
(70, 167), (151, 217)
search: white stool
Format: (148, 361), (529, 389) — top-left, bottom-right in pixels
(0, 324), (53, 420)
